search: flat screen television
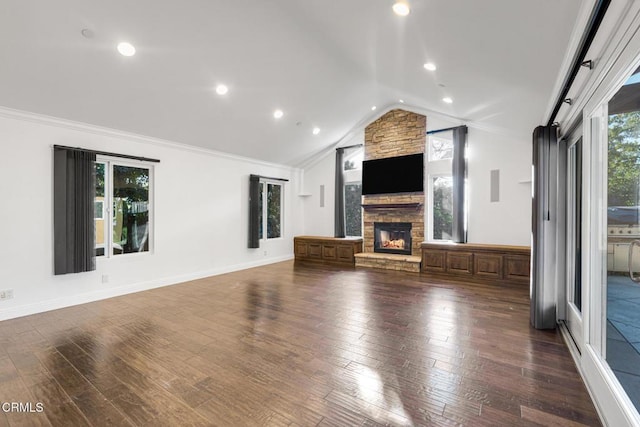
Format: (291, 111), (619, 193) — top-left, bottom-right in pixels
(361, 153), (424, 195)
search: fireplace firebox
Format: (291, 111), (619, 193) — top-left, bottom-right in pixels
(374, 222), (412, 255)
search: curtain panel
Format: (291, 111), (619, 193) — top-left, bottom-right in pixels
(53, 147), (96, 275)
(248, 174), (261, 248)
(452, 125), (468, 243)
(334, 148), (346, 238)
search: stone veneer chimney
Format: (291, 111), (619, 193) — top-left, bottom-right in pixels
(362, 109), (426, 256)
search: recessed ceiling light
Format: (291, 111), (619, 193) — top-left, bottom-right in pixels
(392, 1), (410, 16)
(215, 84), (228, 95)
(117, 42), (136, 57)
(273, 109), (284, 119)
(423, 63), (437, 71)
(371, 106), (377, 111)
(312, 127), (321, 135)
(399, 99), (405, 103)
(443, 97), (453, 104)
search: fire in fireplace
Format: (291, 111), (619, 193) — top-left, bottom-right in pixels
(374, 222), (412, 255)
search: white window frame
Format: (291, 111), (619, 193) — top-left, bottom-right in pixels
(96, 156), (154, 258)
(343, 147), (364, 237)
(260, 178), (284, 241)
(427, 133), (454, 241)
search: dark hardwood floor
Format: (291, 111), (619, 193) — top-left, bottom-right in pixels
(0, 261), (600, 426)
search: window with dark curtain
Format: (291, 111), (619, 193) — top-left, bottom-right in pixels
(53, 147), (97, 274)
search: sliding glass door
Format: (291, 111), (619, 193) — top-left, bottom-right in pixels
(603, 70), (640, 412)
(565, 136), (584, 349)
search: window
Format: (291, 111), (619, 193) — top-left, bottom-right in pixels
(95, 159), (152, 256)
(343, 147), (364, 236)
(427, 127), (467, 242)
(428, 133), (453, 241)
(429, 135), (453, 161)
(258, 179), (283, 240)
(345, 183), (362, 236)
(432, 176), (453, 240)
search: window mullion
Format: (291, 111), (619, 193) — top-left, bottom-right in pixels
(262, 184), (268, 241)
(107, 162), (113, 257)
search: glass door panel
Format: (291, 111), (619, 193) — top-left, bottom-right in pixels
(566, 139), (583, 348)
(606, 68), (640, 411)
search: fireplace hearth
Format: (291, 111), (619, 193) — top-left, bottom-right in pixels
(374, 222), (412, 255)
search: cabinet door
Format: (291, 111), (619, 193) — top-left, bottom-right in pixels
(447, 252), (473, 275)
(423, 250), (446, 272)
(308, 244), (322, 258)
(474, 253), (502, 279)
(295, 241), (308, 257)
(504, 255), (530, 282)
(337, 245), (354, 262)
(323, 245), (337, 260)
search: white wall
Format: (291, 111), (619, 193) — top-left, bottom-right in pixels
(0, 109), (303, 320)
(300, 130), (364, 236)
(465, 128), (531, 245)
(301, 113), (531, 246)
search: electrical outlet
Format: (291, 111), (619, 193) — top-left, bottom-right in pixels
(263, 251), (268, 256)
(0, 289), (14, 301)
(102, 274), (109, 284)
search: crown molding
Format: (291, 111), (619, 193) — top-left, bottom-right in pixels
(0, 106), (300, 173)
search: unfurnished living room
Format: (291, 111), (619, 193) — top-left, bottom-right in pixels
(3, 0), (640, 426)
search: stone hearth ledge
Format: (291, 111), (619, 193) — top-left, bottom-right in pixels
(354, 252), (422, 273)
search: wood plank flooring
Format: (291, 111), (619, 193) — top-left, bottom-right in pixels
(0, 261), (600, 426)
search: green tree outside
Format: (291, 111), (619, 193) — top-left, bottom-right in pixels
(608, 112), (640, 207)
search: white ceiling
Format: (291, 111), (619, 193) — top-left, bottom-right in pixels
(0, 0), (583, 166)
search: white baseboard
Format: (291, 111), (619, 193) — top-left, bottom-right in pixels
(0, 255), (293, 322)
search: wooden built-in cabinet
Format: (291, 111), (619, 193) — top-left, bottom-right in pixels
(421, 242), (530, 286)
(294, 236), (363, 265)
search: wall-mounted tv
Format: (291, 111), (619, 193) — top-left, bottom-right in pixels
(361, 153), (424, 195)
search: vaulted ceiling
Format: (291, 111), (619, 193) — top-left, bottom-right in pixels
(0, 0), (583, 165)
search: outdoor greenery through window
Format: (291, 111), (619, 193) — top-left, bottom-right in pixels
(428, 132), (455, 241)
(343, 148), (364, 236)
(432, 176), (453, 240)
(258, 180), (283, 240)
(95, 163), (106, 255)
(608, 111), (640, 207)
(95, 160), (151, 256)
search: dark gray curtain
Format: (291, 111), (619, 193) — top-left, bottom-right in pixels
(248, 174), (260, 248)
(531, 125), (559, 329)
(53, 147), (96, 275)
(452, 126), (468, 243)
(334, 148), (346, 238)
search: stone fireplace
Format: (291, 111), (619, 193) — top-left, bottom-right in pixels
(374, 222), (412, 255)
(354, 109), (426, 272)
